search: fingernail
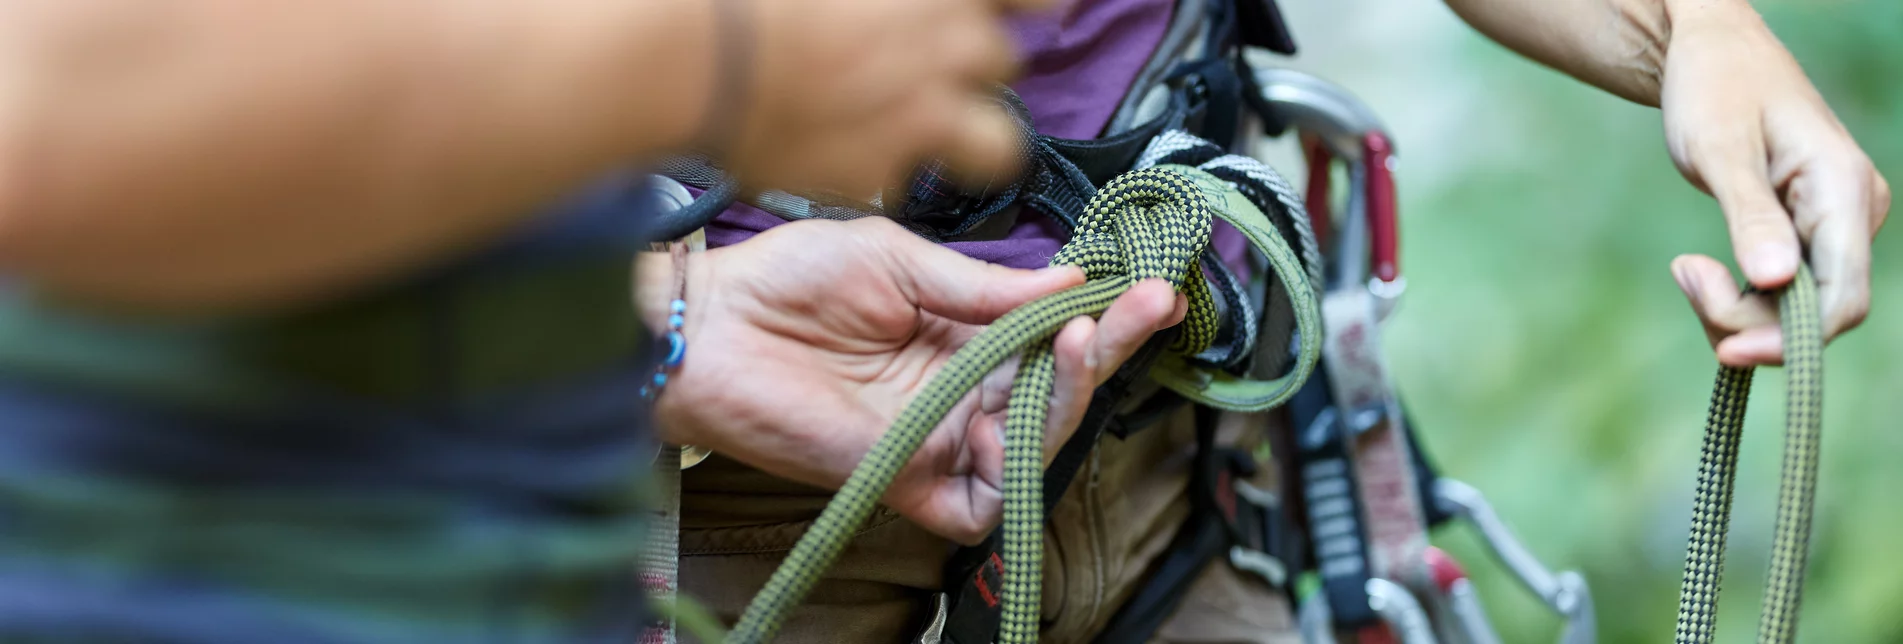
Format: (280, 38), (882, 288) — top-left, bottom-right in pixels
(1746, 243), (1797, 284)
(1673, 265), (1694, 297)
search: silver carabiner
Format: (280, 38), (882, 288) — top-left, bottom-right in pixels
(1435, 479), (1596, 644)
(1295, 579), (1444, 644)
(1252, 68), (1404, 320)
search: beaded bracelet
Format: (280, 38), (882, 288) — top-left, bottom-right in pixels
(641, 242), (691, 401)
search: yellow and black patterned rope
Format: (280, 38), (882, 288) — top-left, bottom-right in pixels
(726, 167), (1258, 643)
(1674, 263), (1823, 644)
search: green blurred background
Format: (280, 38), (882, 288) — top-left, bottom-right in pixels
(1263, 1), (1902, 641)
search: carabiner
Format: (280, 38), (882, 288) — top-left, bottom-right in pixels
(1434, 479), (1596, 644)
(1253, 68), (1403, 304)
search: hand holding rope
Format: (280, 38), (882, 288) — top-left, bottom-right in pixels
(725, 163), (1320, 643)
(1674, 263), (1824, 644)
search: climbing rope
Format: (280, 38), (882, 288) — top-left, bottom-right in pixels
(1673, 263), (1823, 644)
(725, 163), (1321, 643)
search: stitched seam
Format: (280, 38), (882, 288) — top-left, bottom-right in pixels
(1083, 446), (1109, 638)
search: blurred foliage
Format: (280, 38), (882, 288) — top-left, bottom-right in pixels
(1275, 1), (1903, 641)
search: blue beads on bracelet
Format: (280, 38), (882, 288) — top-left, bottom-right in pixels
(641, 298), (689, 401)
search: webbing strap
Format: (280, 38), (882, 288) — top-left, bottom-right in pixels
(640, 446), (682, 644)
(1288, 370), (1379, 628)
(1091, 406), (1303, 644)
(1673, 264), (1824, 644)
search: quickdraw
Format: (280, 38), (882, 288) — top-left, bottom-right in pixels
(1260, 68), (1594, 644)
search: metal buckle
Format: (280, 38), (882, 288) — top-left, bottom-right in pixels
(913, 593), (950, 644)
(1229, 479), (1290, 587)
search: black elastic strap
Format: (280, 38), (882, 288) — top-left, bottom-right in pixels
(1288, 361), (1379, 628)
(1093, 406), (1233, 644)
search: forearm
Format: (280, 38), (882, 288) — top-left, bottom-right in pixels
(1443, 0), (1759, 107)
(0, 0), (713, 311)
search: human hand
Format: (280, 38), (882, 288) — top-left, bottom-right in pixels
(1660, 3), (1890, 366)
(639, 218), (1183, 543)
(701, 0), (1051, 201)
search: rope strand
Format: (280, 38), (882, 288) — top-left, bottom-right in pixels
(1672, 263), (1823, 644)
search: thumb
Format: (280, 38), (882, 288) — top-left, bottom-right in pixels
(1672, 253), (1779, 361)
(862, 220), (1084, 323)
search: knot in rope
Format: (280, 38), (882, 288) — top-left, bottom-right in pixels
(1051, 168), (1219, 355)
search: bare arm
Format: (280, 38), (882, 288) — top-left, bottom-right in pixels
(1444, 0), (1889, 365)
(0, 0), (715, 311)
(1441, 0), (1677, 105)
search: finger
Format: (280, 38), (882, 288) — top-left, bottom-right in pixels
(863, 219), (1085, 322)
(856, 82), (967, 198)
(1699, 138), (1801, 289)
(934, 97), (1027, 191)
(1872, 170), (1893, 235)
(891, 389), (1003, 544)
(1045, 316), (1097, 462)
(1672, 254), (1779, 349)
(967, 410), (1006, 528)
(980, 354), (1022, 415)
(1717, 326), (1784, 368)
(1087, 279), (1179, 383)
(929, 408), (1006, 545)
(940, 6), (1020, 84)
(1788, 162), (1874, 339)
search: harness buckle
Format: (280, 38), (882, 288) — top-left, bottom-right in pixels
(1226, 479), (1291, 588)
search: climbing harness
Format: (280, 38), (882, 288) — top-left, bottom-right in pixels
(647, 1), (1610, 642)
(1673, 265), (1823, 644)
(729, 159), (1325, 642)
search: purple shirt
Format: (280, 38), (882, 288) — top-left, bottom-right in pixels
(707, 0), (1175, 268)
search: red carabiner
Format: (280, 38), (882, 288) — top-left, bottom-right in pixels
(1303, 134), (1335, 246)
(1362, 132), (1399, 285)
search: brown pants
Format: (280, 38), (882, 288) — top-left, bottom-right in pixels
(679, 408), (1300, 643)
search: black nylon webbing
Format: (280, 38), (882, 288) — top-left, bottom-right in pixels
(937, 328), (1178, 644)
(1288, 363), (1378, 628)
(1092, 407), (1233, 644)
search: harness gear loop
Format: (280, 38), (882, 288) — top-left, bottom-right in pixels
(1672, 263), (1823, 644)
(725, 164), (1322, 643)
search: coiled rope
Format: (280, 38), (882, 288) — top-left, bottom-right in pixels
(1673, 263), (1824, 644)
